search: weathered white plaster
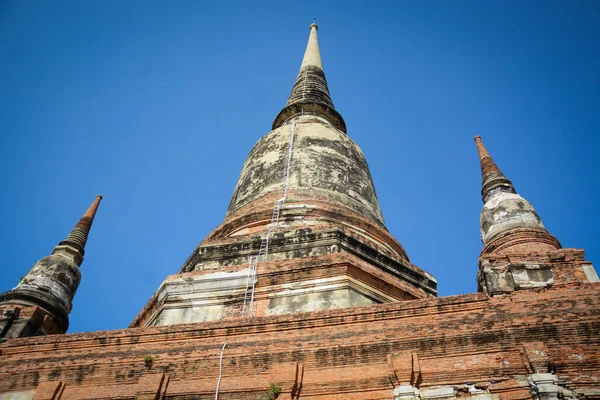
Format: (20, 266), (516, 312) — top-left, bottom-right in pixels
(529, 373), (575, 399)
(480, 191), (545, 243)
(0, 391), (35, 400)
(512, 265), (554, 289)
(421, 387), (455, 399)
(18, 275), (73, 312)
(228, 115), (385, 226)
(479, 260), (554, 295)
(265, 276), (395, 316)
(15, 254), (81, 314)
(582, 264), (599, 282)
(392, 385), (498, 400)
(146, 270), (249, 326)
(393, 385), (420, 399)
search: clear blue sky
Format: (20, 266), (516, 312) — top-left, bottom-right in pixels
(1, 1), (598, 333)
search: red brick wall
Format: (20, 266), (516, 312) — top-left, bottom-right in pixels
(1, 275), (598, 399)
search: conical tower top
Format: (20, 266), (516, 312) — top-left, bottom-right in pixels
(474, 137), (560, 254)
(474, 136), (515, 202)
(52, 195), (103, 265)
(0, 195), (104, 336)
(273, 22), (346, 133)
(299, 20), (322, 70)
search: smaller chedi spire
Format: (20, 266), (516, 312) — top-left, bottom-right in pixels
(474, 137), (560, 255)
(474, 135), (515, 202)
(0, 196), (103, 337)
(52, 194), (103, 265)
(273, 21), (346, 133)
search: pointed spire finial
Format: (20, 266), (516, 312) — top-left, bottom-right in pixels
(272, 23), (346, 133)
(474, 136), (502, 177)
(299, 20), (323, 71)
(474, 136), (515, 202)
(52, 195), (103, 265)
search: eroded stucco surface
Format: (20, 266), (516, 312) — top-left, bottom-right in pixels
(0, 391), (35, 400)
(265, 287), (377, 316)
(227, 115), (384, 226)
(480, 191), (545, 243)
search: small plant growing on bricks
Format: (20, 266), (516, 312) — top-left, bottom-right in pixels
(144, 355), (154, 367)
(260, 383), (281, 400)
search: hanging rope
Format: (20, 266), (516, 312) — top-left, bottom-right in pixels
(215, 343), (227, 399)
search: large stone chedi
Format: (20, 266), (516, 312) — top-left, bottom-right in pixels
(131, 23), (436, 327)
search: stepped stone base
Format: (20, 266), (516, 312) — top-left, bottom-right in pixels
(132, 224), (436, 328)
(131, 251), (424, 328)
